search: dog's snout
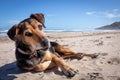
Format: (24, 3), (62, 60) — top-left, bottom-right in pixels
(41, 38), (49, 47)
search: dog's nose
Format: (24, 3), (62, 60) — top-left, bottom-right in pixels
(41, 38), (49, 47)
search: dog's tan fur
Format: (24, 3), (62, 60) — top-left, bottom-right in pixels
(7, 13), (97, 77)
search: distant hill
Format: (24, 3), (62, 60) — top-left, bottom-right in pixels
(96, 21), (120, 30)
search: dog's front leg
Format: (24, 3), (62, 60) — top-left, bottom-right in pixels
(51, 54), (77, 77)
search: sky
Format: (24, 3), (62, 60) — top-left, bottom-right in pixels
(0, 0), (120, 31)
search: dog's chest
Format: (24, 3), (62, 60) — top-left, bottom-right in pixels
(15, 50), (45, 68)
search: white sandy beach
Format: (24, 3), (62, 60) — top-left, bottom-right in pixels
(0, 31), (120, 80)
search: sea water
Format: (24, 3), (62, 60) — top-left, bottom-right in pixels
(0, 26), (117, 36)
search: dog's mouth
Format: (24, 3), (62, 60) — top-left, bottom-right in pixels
(37, 46), (49, 51)
(35, 42), (50, 52)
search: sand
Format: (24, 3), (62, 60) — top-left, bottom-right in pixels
(0, 31), (120, 80)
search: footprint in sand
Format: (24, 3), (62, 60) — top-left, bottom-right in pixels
(78, 72), (105, 80)
(99, 53), (108, 56)
(107, 76), (120, 80)
(87, 72), (104, 80)
(107, 57), (120, 65)
(79, 72), (104, 80)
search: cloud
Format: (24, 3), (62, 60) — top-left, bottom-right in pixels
(86, 11), (96, 16)
(112, 9), (119, 12)
(104, 12), (120, 19)
(86, 9), (120, 19)
(103, 9), (120, 18)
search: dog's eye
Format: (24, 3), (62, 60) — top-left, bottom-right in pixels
(25, 32), (33, 37)
(38, 25), (42, 30)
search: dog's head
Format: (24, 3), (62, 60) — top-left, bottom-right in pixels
(7, 13), (50, 53)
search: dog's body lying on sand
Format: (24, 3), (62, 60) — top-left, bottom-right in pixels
(7, 13), (97, 77)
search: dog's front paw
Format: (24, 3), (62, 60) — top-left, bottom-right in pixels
(62, 67), (78, 78)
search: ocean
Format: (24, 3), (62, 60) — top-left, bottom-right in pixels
(0, 27), (98, 36)
(0, 26), (114, 36)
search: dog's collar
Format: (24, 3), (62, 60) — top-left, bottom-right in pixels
(18, 48), (39, 57)
(17, 48), (30, 55)
(17, 48), (40, 58)
(17, 48), (47, 60)
(17, 48), (46, 58)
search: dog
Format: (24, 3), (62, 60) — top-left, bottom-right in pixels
(7, 13), (97, 77)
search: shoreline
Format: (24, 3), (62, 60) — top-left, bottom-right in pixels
(1, 30), (120, 37)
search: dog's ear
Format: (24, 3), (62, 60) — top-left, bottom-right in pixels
(7, 24), (18, 41)
(30, 13), (46, 28)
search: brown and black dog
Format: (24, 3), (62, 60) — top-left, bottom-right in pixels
(7, 13), (97, 77)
